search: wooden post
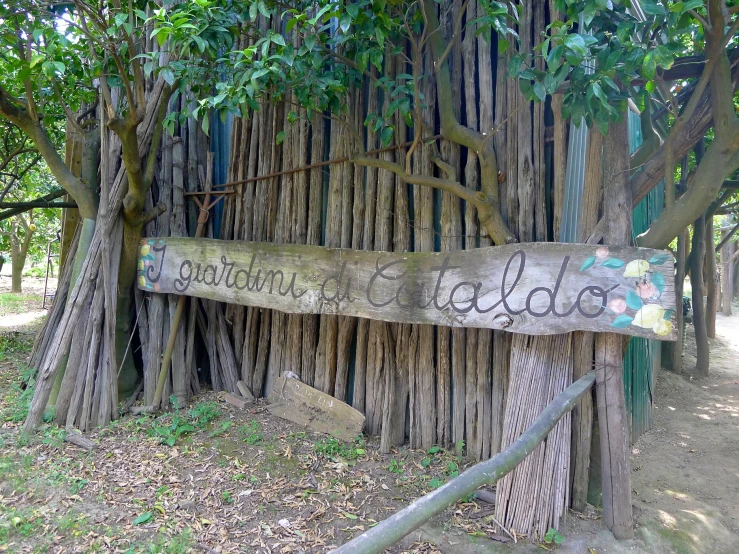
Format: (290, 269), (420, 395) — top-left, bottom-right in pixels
(595, 115), (634, 540)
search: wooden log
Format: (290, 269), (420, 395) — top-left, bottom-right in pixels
(595, 115), (634, 540)
(168, 139), (188, 404)
(225, 392), (249, 410)
(267, 374), (365, 442)
(138, 238), (678, 340)
(301, 112), (324, 388)
(570, 331), (594, 512)
(236, 380), (254, 400)
(65, 432), (96, 451)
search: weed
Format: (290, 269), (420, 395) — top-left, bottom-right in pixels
(208, 420), (232, 438)
(189, 401), (221, 428)
(221, 490), (233, 504)
(388, 458), (404, 474)
(41, 426), (67, 448)
(543, 527), (565, 545)
(233, 473), (246, 481)
(151, 414), (194, 447)
(428, 477), (444, 489)
(68, 478), (88, 494)
(238, 420), (263, 445)
(314, 437), (366, 460)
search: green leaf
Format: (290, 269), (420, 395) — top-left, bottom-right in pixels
(664, 309), (675, 321)
(427, 445), (441, 455)
(201, 114), (210, 136)
(134, 512), (153, 525)
(641, 0), (667, 15)
(580, 256), (596, 272)
(160, 68), (175, 86)
(611, 315), (634, 328)
(380, 125), (394, 147)
(533, 81), (546, 101)
(601, 258), (625, 269)
(564, 34), (587, 57)
(286, 18), (298, 33)
(276, 131), (286, 145)
(339, 13), (351, 33)
(30, 54), (45, 68)
(626, 290), (643, 311)
(651, 272), (665, 295)
(642, 52), (657, 80)
(343, 512), (358, 520)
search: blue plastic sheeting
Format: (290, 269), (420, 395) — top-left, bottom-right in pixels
(210, 111), (233, 239)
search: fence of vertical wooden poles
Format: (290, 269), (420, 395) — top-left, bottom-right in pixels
(330, 372), (597, 554)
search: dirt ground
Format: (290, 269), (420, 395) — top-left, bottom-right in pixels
(0, 292), (737, 553)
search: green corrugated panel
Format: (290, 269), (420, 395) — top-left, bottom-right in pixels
(625, 110), (662, 441)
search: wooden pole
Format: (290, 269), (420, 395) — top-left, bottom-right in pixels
(330, 372), (596, 554)
(595, 115), (634, 540)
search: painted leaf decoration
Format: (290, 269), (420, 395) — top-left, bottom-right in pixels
(626, 290), (643, 311)
(651, 272), (665, 294)
(601, 258), (625, 269)
(664, 308), (676, 321)
(648, 253), (672, 265)
(580, 256), (596, 271)
(611, 315), (634, 328)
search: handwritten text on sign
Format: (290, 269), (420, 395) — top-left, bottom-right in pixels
(138, 238), (677, 340)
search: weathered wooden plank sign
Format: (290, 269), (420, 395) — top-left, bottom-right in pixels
(138, 238), (677, 340)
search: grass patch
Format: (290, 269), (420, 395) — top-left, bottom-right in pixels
(0, 293), (42, 314)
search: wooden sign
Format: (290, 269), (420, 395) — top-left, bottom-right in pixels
(267, 374), (365, 441)
(138, 238), (677, 340)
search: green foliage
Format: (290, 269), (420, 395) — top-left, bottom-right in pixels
(387, 458), (404, 474)
(188, 400), (221, 427)
(543, 527), (565, 545)
(512, 0), (720, 133)
(238, 420), (263, 445)
(151, 414), (195, 447)
(208, 420), (233, 437)
(133, 511), (154, 525)
(313, 436), (366, 460)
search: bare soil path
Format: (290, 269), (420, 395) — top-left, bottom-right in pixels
(0, 291), (737, 553)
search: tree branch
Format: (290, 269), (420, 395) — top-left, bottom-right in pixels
(143, 85), (174, 190)
(0, 86), (98, 219)
(353, 154), (478, 204)
(420, 0), (514, 245)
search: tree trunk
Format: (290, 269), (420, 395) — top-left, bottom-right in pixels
(9, 219), (33, 294)
(666, 229), (688, 374)
(691, 215), (709, 376)
(705, 217), (718, 338)
(722, 238), (735, 316)
(10, 250), (24, 293)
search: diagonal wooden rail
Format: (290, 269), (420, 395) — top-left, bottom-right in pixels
(331, 371), (597, 554)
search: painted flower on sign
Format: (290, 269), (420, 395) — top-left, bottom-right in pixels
(580, 249), (675, 336)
